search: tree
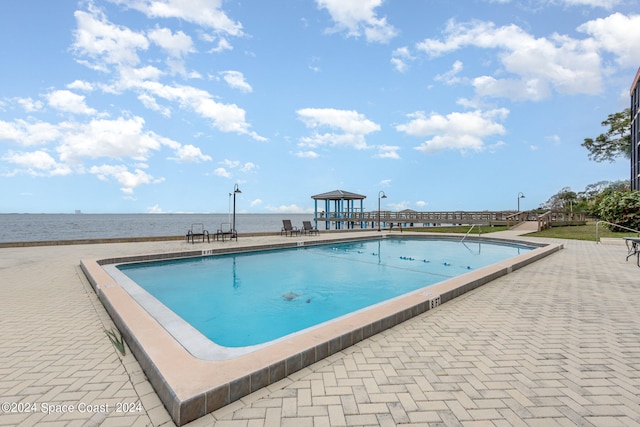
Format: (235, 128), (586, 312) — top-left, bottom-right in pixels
(579, 180), (629, 216)
(541, 181), (630, 214)
(581, 108), (631, 162)
(597, 190), (640, 231)
(541, 187), (578, 211)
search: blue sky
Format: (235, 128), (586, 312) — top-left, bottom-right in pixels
(1, 0), (638, 214)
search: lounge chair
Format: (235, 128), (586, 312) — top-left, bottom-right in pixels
(302, 221), (319, 235)
(186, 223), (209, 243)
(215, 222), (238, 242)
(281, 219), (300, 236)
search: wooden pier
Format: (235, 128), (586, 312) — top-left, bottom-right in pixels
(314, 210), (586, 231)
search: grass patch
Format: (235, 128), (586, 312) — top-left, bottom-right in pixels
(394, 222), (638, 241)
(528, 222), (639, 241)
(105, 328), (126, 356)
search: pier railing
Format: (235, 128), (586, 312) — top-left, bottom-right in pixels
(317, 211), (514, 223)
(315, 210), (586, 230)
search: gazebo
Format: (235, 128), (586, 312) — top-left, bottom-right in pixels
(311, 190), (366, 230)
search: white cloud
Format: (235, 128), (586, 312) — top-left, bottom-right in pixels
(208, 37), (232, 53)
(147, 27), (194, 58)
(147, 204), (164, 213)
(387, 201), (410, 211)
(316, 0), (397, 43)
(70, 6), (264, 142)
(297, 108), (380, 150)
(396, 109), (509, 154)
(561, 0), (622, 8)
(374, 145), (400, 159)
(214, 167), (231, 178)
(0, 119), (62, 146)
(67, 80), (95, 91)
(90, 164), (162, 194)
(138, 93), (171, 116)
(168, 144), (212, 162)
(295, 150), (320, 158)
(15, 97), (43, 112)
(2, 150), (71, 177)
(46, 90), (97, 115)
(416, 200), (428, 208)
(472, 76), (552, 101)
(135, 81), (265, 140)
(110, 0), (243, 36)
(250, 198), (262, 207)
(147, 26), (194, 75)
(416, 19), (605, 100)
(391, 47), (415, 73)
(215, 159), (257, 175)
(0, 115), (206, 192)
(240, 162), (257, 172)
(221, 159), (240, 169)
(220, 70), (253, 93)
(434, 60), (464, 85)
(577, 13), (640, 68)
(56, 116), (171, 163)
(72, 8), (149, 71)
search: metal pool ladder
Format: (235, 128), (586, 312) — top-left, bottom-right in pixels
(461, 224), (482, 242)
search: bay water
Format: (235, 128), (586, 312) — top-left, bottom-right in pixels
(0, 213), (314, 243)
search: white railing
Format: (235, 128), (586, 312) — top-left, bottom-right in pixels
(316, 211), (516, 223)
(461, 224), (483, 242)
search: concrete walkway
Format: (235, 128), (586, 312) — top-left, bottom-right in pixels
(1, 232), (639, 426)
(493, 220), (541, 236)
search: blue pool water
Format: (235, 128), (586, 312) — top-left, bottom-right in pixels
(118, 238), (531, 347)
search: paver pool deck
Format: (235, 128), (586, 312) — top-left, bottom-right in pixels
(0, 230), (638, 426)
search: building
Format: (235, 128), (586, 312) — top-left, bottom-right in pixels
(631, 67), (640, 191)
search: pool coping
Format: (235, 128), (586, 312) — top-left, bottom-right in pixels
(80, 233), (562, 426)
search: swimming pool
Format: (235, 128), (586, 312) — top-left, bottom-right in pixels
(109, 237), (531, 355)
(83, 233), (561, 425)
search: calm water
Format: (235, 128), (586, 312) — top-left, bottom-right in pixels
(118, 238), (531, 347)
(0, 213), (313, 242)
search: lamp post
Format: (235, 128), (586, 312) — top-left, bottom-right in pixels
(228, 192), (232, 227)
(232, 184), (241, 233)
(377, 191), (387, 232)
(517, 192), (525, 212)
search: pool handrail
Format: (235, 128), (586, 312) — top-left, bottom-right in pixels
(461, 223), (483, 242)
(595, 220), (640, 243)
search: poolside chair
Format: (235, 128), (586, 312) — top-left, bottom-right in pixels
(281, 219), (300, 236)
(214, 222), (238, 242)
(302, 221), (319, 235)
(624, 237), (640, 267)
(186, 223), (209, 243)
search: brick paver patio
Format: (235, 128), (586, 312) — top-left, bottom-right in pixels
(1, 232), (638, 426)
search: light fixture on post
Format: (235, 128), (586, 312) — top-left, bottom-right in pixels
(517, 192), (525, 212)
(233, 184), (241, 234)
(378, 190), (387, 232)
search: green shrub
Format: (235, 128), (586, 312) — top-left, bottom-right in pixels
(597, 190), (640, 232)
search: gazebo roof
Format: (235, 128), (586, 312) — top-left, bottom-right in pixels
(311, 189), (366, 200)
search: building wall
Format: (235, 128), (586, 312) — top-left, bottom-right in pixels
(632, 67), (640, 191)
